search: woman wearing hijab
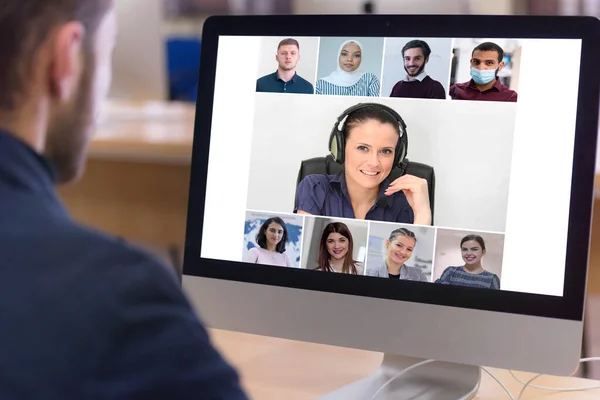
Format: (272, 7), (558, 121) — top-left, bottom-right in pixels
(316, 40), (381, 97)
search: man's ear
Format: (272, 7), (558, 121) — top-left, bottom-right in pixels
(497, 60), (505, 72)
(48, 21), (85, 102)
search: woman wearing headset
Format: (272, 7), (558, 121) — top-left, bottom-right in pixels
(367, 227), (427, 281)
(244, 216), (293, 267)
(314, 222), (363, 275)
(294, 103), (432, 225)
(435, 234), (500, 289)
(316, 39), (381, 97)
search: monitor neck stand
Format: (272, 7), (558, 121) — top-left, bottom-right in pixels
(318, 354), (481, 400)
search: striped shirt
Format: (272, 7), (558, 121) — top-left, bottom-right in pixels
(435, 266), (500, 290)
(316, 72), (381, 97)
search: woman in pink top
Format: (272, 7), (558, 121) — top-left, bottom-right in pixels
(244, 217), (293, 267)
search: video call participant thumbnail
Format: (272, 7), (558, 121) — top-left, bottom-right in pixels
(244, 217), (293, 267)
(449, 42), (518, 102)
(256, 38), (314, 94)
(316, 40), (381, 97)
(389, 40), (446, 99)
(367, 228), (427, 281)
(435, 234), (500, 289)
(313, 222), (363, 275)
(294, 103), (432, 225)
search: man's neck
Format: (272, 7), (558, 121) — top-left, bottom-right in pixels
(0, 113), (45, 153)
(277, 68), (296, 82)
(474, 78), (497, 92)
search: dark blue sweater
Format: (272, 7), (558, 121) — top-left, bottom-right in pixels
(0, 130), (248, 399)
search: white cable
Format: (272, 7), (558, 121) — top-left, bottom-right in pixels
(371, 361), (515, 400)
(512, 357), (600, 399)
(369, 356), (600, 400)
(370, 359), (436, 400)
(480, 367), (515, 400)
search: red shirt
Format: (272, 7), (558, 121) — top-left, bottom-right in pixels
(449, 78), (517, 102)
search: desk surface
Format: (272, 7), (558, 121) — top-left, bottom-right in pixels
(209, 329), (600, 400)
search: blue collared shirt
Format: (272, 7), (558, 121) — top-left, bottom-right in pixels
(294, 172), (414, 223)
(256, 71), (314, 94)
(0, 129), (247, 399)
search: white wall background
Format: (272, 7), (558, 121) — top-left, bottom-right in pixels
(365, 222), (436, 280)
(247, 93), (517, 232)
(301, 217), (369, 270)
(432, 229), (505, 282)
(110, 0), (167, 101)
(316, 37), (385, 85)
(381, 37), (453, 98)
(256, 36), (320, 87)
(242, 211), (304, 267)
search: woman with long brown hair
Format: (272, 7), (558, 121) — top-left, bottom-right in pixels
(314, 222), (363, 275)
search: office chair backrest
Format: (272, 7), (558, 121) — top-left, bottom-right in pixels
(296, 155), (436, 221)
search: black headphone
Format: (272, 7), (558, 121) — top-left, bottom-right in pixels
(328, 103), (408, 169)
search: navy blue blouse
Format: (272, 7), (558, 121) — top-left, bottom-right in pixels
(294, 172), (414, 223)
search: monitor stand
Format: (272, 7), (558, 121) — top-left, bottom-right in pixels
(318, 354), (481, 400)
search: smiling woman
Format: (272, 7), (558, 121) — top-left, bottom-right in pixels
(314, 222), (363, 275)
(366, 227), (428, 281)
(316, 39), (381, 96)
(294, 103), (432, 225)
(244, 216), (293, 267)
(434, 234), (501, 289)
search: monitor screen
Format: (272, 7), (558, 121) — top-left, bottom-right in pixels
(199, 35), (582, 298)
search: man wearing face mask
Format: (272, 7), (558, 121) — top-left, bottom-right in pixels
(449, 42), (518, 102)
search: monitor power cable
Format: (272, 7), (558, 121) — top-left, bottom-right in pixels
(370, 357), (600, 400)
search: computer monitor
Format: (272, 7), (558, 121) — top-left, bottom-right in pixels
(182, 14), (600, 399)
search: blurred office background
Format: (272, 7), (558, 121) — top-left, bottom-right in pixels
(109, 0), (600, 104)
(61, 0), (600, 377)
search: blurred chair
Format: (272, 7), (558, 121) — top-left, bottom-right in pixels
(166, 37), (202, 103)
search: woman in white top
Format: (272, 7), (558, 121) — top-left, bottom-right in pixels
(316, 40), (381, 97)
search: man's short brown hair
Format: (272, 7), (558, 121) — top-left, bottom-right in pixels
(277, 38), (299, 51)
(0, 0), (113, 111)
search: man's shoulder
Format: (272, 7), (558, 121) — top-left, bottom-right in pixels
(425, 76), (444, 87)
(452, 80), (471, 90)
(55, 223), (180, 295)
(257, 71), (275, 81)
(294, 74), (312, 85)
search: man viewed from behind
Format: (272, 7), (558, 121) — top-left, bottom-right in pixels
(0, 1), (247, 398)
(449, 41), (518, 102)
(256, 38), (314, 94)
